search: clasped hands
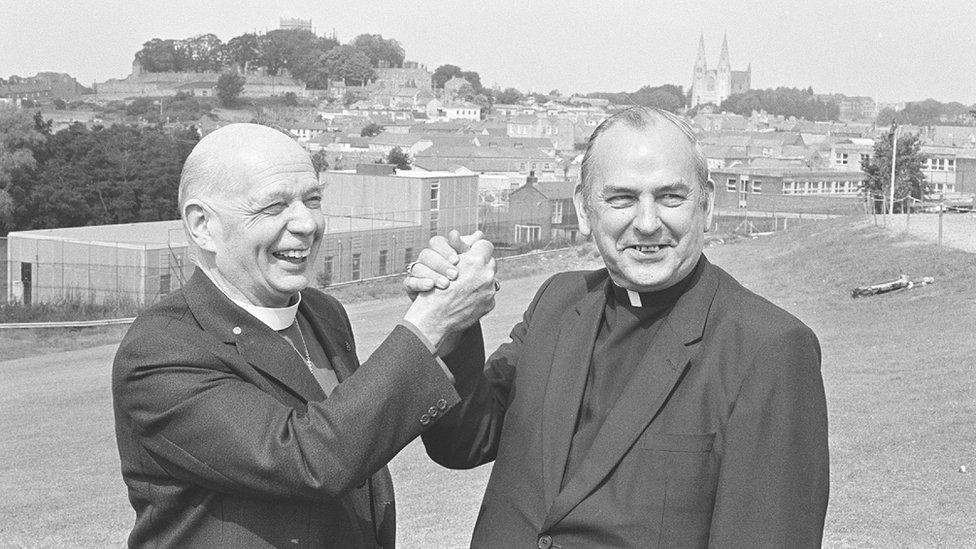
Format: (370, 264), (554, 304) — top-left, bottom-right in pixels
(402, 230), (497, 354)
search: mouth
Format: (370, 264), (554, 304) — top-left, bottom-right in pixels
(272, 248), (311, 264)
(627, 244), (671, 254)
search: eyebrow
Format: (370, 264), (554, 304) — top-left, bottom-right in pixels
(600, 181), (693, 195)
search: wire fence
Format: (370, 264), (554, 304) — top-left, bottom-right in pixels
(864, 194), (976, 253)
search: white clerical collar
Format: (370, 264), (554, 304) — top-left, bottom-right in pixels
(625, 289), (642, 307)
(229, 294), (301, 331)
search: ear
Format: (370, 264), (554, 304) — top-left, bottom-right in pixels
(702, 179), (716, 231)
(183, 200), (219, 253)
(573, 185), (592, 237)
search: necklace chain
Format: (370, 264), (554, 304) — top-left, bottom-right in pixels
(285, 320), (315, 371)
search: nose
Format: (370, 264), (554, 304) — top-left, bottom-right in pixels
(286, 201), (320, 236)
(632, 198), (662, 234)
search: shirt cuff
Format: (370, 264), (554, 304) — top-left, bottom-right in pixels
(397, 319), (455, 385)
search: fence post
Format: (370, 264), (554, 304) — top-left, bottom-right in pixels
(938, 193), (944, 249)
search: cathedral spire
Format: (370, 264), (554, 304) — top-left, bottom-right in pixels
(718, 32), (730, 68)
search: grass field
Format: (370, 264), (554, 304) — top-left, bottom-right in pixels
(1, 217), (973, 547)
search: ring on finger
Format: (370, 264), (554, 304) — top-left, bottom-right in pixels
(405, 261), (419, 276)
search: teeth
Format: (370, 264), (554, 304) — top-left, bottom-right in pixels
(634, 245), (664, 252)
(275, 249), (309, 259)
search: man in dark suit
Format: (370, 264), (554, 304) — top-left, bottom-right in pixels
(112, 123), (497, 548)
(408, 107), (830, 547)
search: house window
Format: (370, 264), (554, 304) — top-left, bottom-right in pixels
(352, 253), (361, 280)
(516, 224), (542, 243)
(321, 256), (333, 285)
(836, 152), (849, 165)
(860, 153), (870, 165)
(726, 178), (737, 192)
(782, 181), (795, 195)
(544, 163), (551, 170)
(947, 159), (955, 170)
(404, 248), (414, 269)
(751, 180), (762, 194)
(551, 201), (563, 224)
(430, 210), (439, 237)
(378, 250), (388, 276)
(520, 162), (527, 170)
(429, 182), (440, 210)
(159, 274), (171, 295)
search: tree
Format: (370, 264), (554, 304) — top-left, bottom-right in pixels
(432, 64), (462, 89)
(53, 99), (67, 110)
(283, 92), (299, 107)
(494, 87), (524, 104)
(720, 87), (839, 121)
(321, 45), (374, 86)
(0, 105), (47, 233)
(458, 71), (483, 94)
(361, 123), (384, 137)
(4, 123), (199, 232)
(311, 149), (329, 175)
(224, 33), (260, 73)
(385, 147), (411, 170)
(351, 34), (405, 68)
(216, 72), (245, 107)
(860, 128), (927, 213)
(183, 33), (225, 72)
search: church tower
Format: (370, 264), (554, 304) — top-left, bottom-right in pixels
(717, 33), (731, 101)
(691, 33), (707, 107)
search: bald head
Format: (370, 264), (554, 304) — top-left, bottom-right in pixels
(179, 123), (314, 215)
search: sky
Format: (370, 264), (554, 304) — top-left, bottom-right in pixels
(2, 0), (974, 104)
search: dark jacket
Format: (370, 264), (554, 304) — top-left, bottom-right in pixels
(426, 257), (830, 548)
(113, 269), (468, 548)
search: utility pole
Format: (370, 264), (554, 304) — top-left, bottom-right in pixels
(887, 125), (902, 229)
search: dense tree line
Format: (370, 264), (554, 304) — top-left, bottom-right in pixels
(134, 30), (405, 87)
(719, 87), (839, 121)
(0, 108), (199, 234)
(585, 85), (686, 112)
(876, 99), (976, 126)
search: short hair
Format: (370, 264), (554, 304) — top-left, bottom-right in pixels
(579, 106), (711, 207)
(178, 146), (228, 217)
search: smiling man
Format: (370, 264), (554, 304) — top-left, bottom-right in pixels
(112, 123), (498, 548)
(410, 107), (830, 547)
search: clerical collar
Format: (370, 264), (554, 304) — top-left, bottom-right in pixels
(229, 294), (301, 331)
(608, 265), (698, 309)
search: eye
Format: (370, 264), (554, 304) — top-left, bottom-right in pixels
(659, 193), (688, 207)
(263, 201), (288, 214)
(304, 195), (323, 209)
(604, 194), (636, 208)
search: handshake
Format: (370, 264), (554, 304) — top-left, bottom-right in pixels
(402, 230), (498, 354)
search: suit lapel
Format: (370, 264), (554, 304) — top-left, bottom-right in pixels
(183, 269), (325, 403)
(543, 258), (720, 529)
(541, 280), (607, 512)
(299, 294), (356, 382)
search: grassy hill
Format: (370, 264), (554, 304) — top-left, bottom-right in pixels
(1, 217), (973, 547)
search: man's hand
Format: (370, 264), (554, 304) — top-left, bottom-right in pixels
(404, 230), (484, 297)
(403, 238), (497, 352)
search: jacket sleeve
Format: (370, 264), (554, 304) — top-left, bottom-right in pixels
(708, 324), (830, 547)
(114, 314), (460, 502)
(422, 275), (558, 469)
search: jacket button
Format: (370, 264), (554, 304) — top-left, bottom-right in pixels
(428, 406), (439, 416)
(420, 414), (430, 425)
(232, 326), (242, 335)
(436, 398), (448, 410)
(538, 534), (553, 549)
(344, 341), (351, 351)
